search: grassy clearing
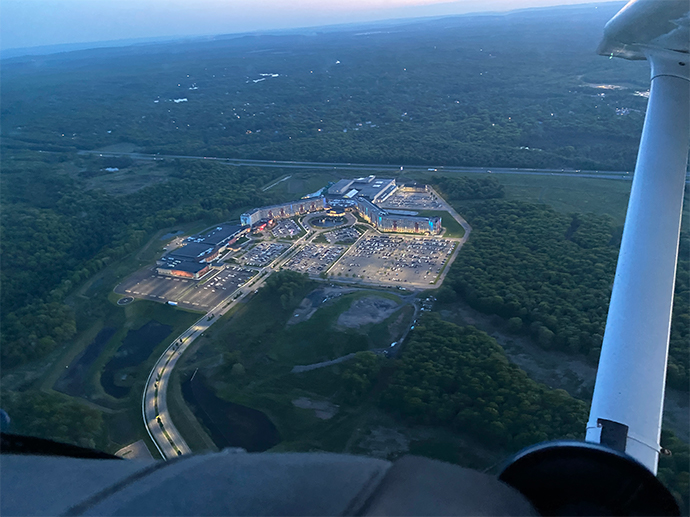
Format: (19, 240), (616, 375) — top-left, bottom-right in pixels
(269, 170), (341, 198)
(498, 174), (632, 225)
(174, 284), (415, 453)
(422, 170), (634, 225)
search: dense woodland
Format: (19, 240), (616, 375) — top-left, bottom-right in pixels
(0, 158), (284, 368)
(383, 314), (588, 449)
(2, 3), (647, 172)
(381, 314), (688, 512)
(433, 188), (689, 390)
(1, 390), (108, 451)
(432, 175), (505, 200)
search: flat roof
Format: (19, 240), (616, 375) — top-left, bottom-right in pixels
(196, 224), (244, 246)
(356, 178), (395, 200)
(157, 258), (209, 273)
(328, 179), (354, 195)
(168, 242), (216, 260)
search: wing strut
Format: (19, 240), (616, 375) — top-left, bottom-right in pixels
(585, 0), (690, 474)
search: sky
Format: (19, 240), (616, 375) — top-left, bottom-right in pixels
(1, 0), (621, 51)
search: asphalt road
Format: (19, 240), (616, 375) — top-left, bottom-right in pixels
(142, 268), (273, 459)
(77, 149), (664, 182)
(143, 229), (317, 458)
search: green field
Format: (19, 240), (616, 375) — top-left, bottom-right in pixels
(174, 280), (416, 453)
(416, 170), (635, 226)
(498, 174), (633, 225)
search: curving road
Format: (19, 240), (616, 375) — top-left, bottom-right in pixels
(142, 270), (272, 459)
(142, 229), (318, 458)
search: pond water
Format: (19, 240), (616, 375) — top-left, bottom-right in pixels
(182, 373), (281, 452)
(55, 327), (116, 397)
(100, 321), (172, 398)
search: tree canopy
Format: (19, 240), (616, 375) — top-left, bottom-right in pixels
(382, 314), (588, 451)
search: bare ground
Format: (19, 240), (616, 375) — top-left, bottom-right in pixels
(337, 297), (399, 328)
(287, 286), (357, 327)
(292, 397), (339, 420)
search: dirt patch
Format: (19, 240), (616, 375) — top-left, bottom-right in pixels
(292, 397), (339, 420)
(115, 439), (153, 460)
(356, 426), (410, 459)
(337, 296), (399, 328)
(287, 286), (357, 327)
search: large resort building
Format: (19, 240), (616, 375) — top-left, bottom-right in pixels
(241, 176), (441, 235)
(157, 224), (246, 279)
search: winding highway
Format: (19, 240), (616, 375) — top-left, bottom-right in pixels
(142, 229), (319, 458)
(142, 270), (272, 459)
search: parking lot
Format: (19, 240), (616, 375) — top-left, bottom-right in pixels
(115, 266), (256, 311)
(284, 244), (345, 275)
(331, 234), (455, 287)
(181, 266), (256, 309)
(116, 268), (193, 303)
(377, 191), (443, 210)
(241, 242), (289, 266)
(272, 219), (302, 238)
(324, 227), (360, 244)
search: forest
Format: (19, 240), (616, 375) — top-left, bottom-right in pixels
(437, 197), (689, 390)
(381, 314), (688, 512)
(2, 3), (648, 172)
(432, 175), (505, 200)
(382, 314), (588, 450)
(0, 157), (285, 368)
(1, 390), (108, 451)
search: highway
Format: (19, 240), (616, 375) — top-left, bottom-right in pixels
(77, 149), (653, 182)
(142, 269), (272, 459)
(142, 228), (317, 459)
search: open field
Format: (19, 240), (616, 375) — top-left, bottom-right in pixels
(498, 174), (633, 225)
(412, 170), (636, 226)
(173, 282), (426, 455)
